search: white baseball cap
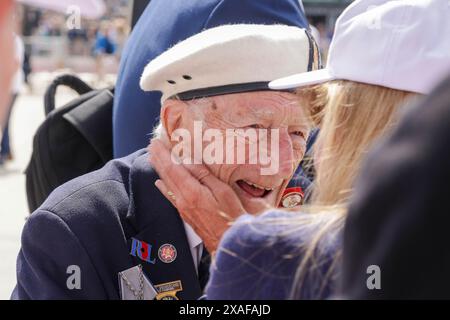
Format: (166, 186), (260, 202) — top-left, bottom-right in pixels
(270, 0), (450, 95)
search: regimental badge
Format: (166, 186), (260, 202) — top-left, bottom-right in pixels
(158, 243), (177, 263)
(130, 238), (156, 264)
(280, 187), (304, 208)
(154, 280), (183, 300)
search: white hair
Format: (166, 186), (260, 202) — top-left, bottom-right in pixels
(152, 121), (165, 139)
(152, 97), (212, 139)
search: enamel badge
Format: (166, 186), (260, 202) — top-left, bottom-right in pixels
(280, 187), (304, 208)
(158, 243), (177, 263)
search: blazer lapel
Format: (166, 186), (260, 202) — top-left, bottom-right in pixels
(125, 152), (202, 300)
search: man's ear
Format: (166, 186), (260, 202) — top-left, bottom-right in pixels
(161, 99), (186, 138)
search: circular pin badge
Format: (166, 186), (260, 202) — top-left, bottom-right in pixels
(158, 244), (177, 263)
(281, 187), (304, 208)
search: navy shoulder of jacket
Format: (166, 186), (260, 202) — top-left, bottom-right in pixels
(205, 210), (342, 300)
(12, 149), (203, 300)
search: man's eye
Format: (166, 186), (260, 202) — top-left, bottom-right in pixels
(248, 124), (264, 129)
(291, 131), (306, 139)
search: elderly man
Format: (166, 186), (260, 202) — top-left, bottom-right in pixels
(12, 24), (319, 300)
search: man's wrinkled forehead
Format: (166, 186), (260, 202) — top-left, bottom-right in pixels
(203, 91), (306, 124)
(212, 91), (299, 109)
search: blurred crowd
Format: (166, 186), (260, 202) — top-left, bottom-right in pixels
(0, 1), (130, 166)
(22, 11), (129, 57)
(15, 0), (130, 81)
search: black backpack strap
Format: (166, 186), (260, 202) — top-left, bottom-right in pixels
(44, 74), (93, 116)
(63, 87), (115, 163)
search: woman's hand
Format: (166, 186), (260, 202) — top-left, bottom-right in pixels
(149, 139), (245, 253)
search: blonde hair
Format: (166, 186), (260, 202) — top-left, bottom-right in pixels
(289, 80), (418, 298)
(312, 80), (416, 205)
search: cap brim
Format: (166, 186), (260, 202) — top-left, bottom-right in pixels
(269, 69), (335, 90)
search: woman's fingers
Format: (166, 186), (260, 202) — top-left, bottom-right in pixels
(150, 139), (212, 205)
(151, 139), (227, 224)
(182, 163), (245, 218)
(149, 139), (243, 253)
(150, 138), (243, 223)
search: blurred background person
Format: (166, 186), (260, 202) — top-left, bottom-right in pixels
(22, 42), (32, 92)
(0, 34), (24, 166)
(0, 0), (18, 125)
(93, 20), (116, 85)
(67, 23), (89, 56)
(111, 17), (129, 60)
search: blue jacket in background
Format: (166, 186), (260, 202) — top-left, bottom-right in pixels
(205, 210), (341, 300)
(113, 0), (309, 158)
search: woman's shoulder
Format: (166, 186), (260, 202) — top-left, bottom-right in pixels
(222, 210), (340, 254)
(206, 210), (342, 300)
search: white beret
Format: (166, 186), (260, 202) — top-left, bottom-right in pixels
(140, 24), (319, 102)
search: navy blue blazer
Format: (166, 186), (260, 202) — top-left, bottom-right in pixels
(205, 211), (342, 300)
(12, 150), (205, 300)
(113, 0), (309, 158)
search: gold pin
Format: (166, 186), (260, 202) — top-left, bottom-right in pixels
(154, 280), (183, 300)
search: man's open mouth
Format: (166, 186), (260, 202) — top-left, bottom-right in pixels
(236, 180), (275, 198)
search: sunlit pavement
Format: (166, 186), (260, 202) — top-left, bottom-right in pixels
(0, 72), (116, 299)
